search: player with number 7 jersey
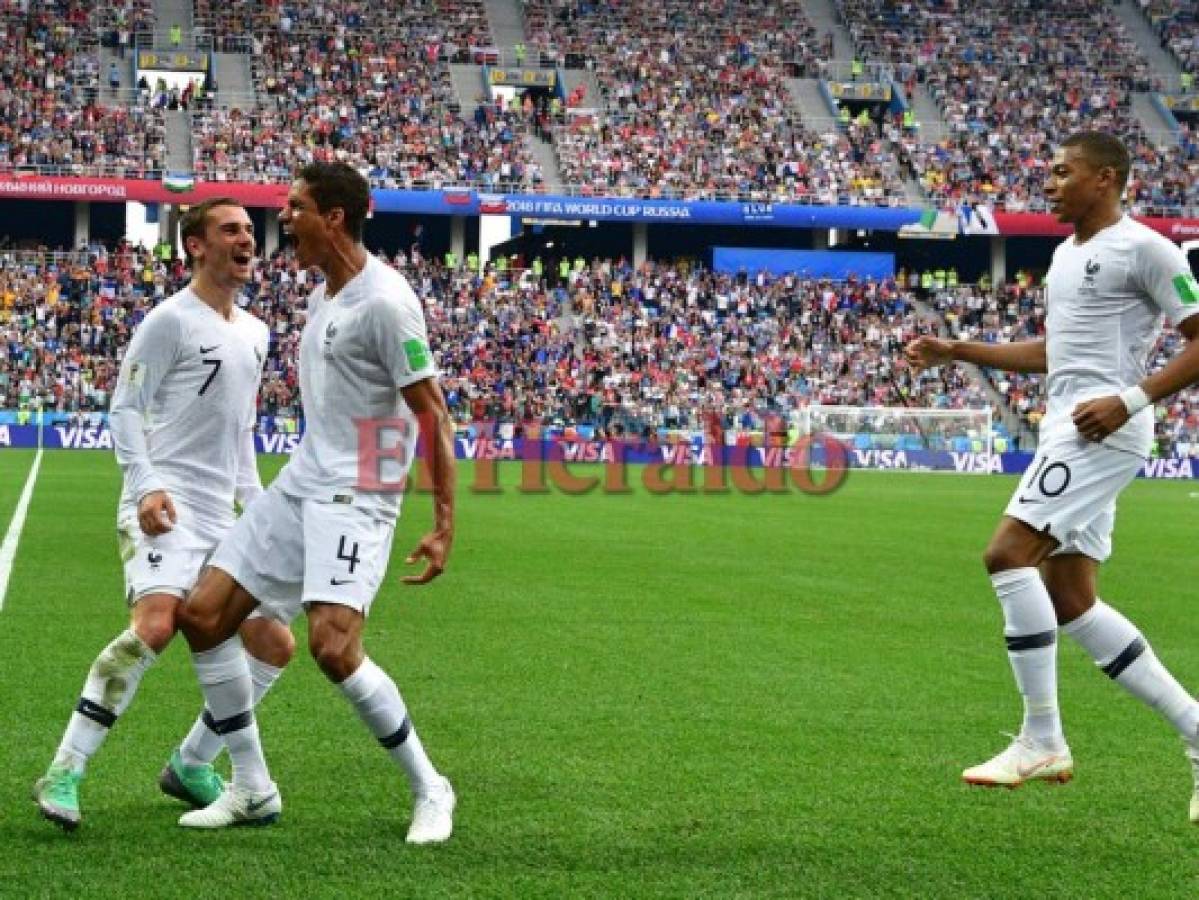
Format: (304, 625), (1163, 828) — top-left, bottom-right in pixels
(112, 280), (268, 545)
(173, 163), (458, 843)
(33, 199), (297, 835)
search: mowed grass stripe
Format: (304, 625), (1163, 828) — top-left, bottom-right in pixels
(1, 453), (1198, 897)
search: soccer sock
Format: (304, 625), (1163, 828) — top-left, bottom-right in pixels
(190, 638), (272, 792)
(991, 568), (1065, 750)
(1063, 600), (1199, 743)
(337, 657), (441, 796)
(180, 655), (284, 767)
(54, 629), (156, 773)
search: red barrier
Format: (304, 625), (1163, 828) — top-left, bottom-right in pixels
(993, 211), (1199, 241)
(0, 175), (289, 207)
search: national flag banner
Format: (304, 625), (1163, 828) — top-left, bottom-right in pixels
(479, 193), (507, 214)
(443, 187), (473, 206)
(162, 172), (196, 193)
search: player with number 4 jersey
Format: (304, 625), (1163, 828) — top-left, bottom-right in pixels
(906, 132), (1199, 820)
(173, 163), (458, 843)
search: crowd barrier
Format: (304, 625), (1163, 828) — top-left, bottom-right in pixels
(2, 426), (1196, 480)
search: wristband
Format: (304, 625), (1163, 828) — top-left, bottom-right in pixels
(1119, 385), (1150, 416)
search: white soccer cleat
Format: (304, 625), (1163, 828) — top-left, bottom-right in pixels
(962, 735), (1073, 788)
(406, 777), (455, 845)
(178, 783), (281, 829)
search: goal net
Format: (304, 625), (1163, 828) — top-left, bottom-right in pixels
(799, 405), (993, 461)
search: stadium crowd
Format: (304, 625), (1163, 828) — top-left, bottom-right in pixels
(2, 0), (1196, 211)
(194, 26), (540, 190)
(1140, 0), (1199, 77)
(525, 0), (909, 203)
(3, 243), (1198, 456)
(838, 0), (1198, 215)
(0, 2), (165, 178)
(193, 0), (490, 59)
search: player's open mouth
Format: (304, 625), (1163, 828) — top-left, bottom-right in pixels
(233, 253), (253, 265)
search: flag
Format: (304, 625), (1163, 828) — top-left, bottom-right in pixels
(162, 172), (195, 193)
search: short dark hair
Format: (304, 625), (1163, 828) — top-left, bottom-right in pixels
(1062, 131), (1131, 190)
(296, 162), (370, 241)
(179, 197), (243, 268)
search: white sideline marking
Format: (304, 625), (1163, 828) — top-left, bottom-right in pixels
(0, 448), (43, 611)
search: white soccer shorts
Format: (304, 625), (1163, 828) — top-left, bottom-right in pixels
(209, 483), (396, 620)
(1003, 432), (1143, 562)
(118, 519), (211, 604)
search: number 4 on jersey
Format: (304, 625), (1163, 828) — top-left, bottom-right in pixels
(337, 535), (361, 574)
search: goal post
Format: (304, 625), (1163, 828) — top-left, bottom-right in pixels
(799, 405), (994, 460)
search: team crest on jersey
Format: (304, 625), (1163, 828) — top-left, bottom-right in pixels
(323, 321), (338, 356)
(1080, 258), (1101, 296)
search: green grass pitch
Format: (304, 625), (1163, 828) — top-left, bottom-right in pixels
(1, 451), (1198, 897)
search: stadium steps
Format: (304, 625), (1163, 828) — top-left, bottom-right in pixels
(909, 296), (1034, 448)
(802, 0), (855, 63)
(154, 0), (193, 33)
(212, 53), (256, 105)
(558, 69), (603, 112)
(1131, 92), (1179, 142)
(900, 176), (926, 205)
(484, 0), (528, 51)
(526, 131), (563, 190)
(1111, 0), (1185, 93)
(784, 77), (837, 124)
(98, 48), (132, 104)
(164, 110), (193, 173)
(906, 83), (949, 138)
(449, 64), (486, 114)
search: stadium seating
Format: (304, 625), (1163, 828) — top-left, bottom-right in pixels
(4, 243), (1198, 456)
(836, 0), (1196, 215)
(1141, 0), (1198, 76)
(523, 0), (909, 203)
(0, 2), (165, 178)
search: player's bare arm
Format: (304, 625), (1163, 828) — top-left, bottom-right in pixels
(1073, 315), (1199, 441)
(400, 376), (456, 585)
(905, 336), (1047, 374)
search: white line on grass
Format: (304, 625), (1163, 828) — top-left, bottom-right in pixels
(0, 448), (43, 611)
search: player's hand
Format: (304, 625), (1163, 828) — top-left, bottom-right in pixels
(1072, 396), (1129, 442)
(904, 336), (954, 371)
(402, 528), (453, 585)
(138, 490), (177, 536)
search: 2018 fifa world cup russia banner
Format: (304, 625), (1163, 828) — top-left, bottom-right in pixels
(374, 190), (929, 231)
(4, 428), (1197, 481)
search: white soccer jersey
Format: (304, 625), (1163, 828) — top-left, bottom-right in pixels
(273, 254), (437, 520)
(110, 288), (269, 547)
(1042, 215), (1199, 454)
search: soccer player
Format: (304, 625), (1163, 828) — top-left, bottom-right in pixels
(906, 131), (1199, 820)
(172, 162), (458, 843)
(33, 199), (296, 831)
